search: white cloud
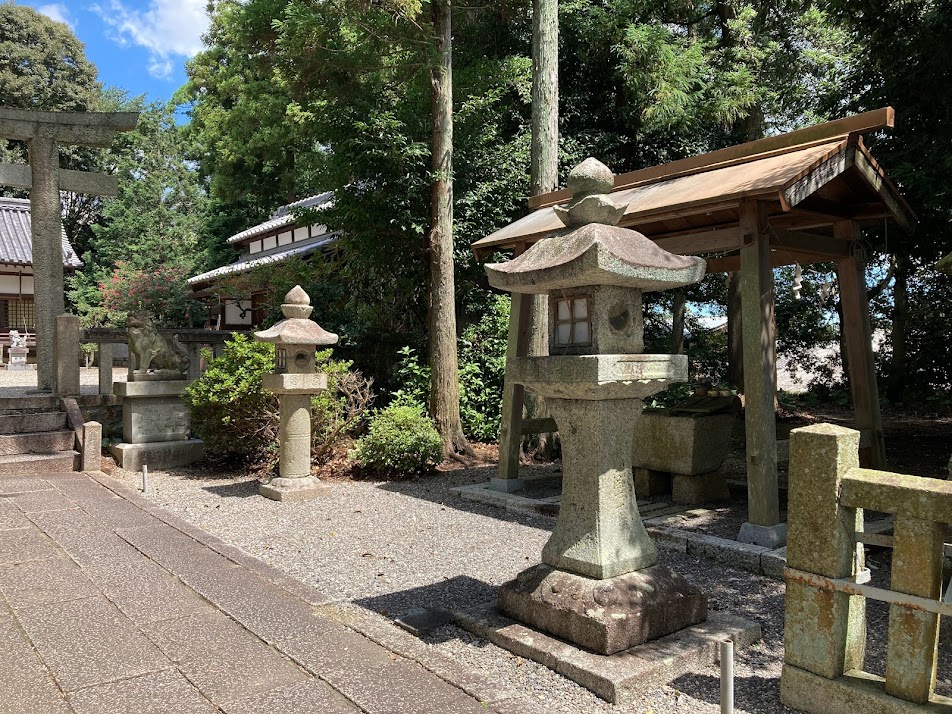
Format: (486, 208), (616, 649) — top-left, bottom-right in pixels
(92, 0), (210, 79)
(37, 3), (75, 29)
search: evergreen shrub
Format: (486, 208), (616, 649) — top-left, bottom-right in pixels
(184, 335), (373, 469)
(351, 404), (442, 476)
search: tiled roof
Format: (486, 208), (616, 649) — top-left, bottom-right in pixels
(0, 197), (82, 269)
(227, 192), (334, 245)
(188, 234), (339, 286)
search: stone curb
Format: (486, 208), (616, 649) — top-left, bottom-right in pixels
(648, 524), (788, 579)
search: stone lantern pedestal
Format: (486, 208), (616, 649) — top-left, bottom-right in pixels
(255, 286), (338, 502)
(487, 159), (710, 655)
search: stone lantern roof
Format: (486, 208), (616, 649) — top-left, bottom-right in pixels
(254, 286), (339, 346)
(486, 158), (706, 294)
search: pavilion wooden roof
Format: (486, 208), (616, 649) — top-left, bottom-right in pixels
(472, 108), (916, 272)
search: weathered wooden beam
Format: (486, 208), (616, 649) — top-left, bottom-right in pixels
(706, 248), (831, 274)
(851, 146), (916, 234)
(836, 221), (886, 469)
(738, 199), (780, 528)
(769, 230), (851, 259)
(652, 227), (741, 255)
(529, 108), (895, 209)
(781, 145), (852, 209)
(0, 163), (119, 197)
(0, 107), (139, 148)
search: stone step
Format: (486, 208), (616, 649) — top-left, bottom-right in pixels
(0, 451), (79, 475)
(0, 412), (68, 435)
(0, 431), (75, 456)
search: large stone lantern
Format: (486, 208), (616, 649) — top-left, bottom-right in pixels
(254, 286), (338, 501)
(487, 158), (709, 655)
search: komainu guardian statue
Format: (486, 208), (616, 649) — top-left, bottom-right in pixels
(126, 312), (189, 380)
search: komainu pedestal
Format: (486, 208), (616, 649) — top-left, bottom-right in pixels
(108, 380), (204, 471)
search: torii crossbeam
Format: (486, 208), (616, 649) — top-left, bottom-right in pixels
(0, 107), (139, 391)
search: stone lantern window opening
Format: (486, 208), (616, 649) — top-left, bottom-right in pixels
(275, 348), (287, 373)
(552, 291), (593, 352)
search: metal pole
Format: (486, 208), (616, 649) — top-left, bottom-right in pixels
(720, 639), (734, 714)
(141, 464), (149, 494)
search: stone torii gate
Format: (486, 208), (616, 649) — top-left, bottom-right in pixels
(0, 106), (139, 391)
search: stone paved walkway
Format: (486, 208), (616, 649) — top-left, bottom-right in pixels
(0, 470), (523, 714)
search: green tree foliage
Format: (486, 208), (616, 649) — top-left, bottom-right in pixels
(0, 3), (99, 111)
(69, 101), (210, 326)
(176, 0), (318, 218)
(823, 1), (952, 399)
(182, 0), (871, 411)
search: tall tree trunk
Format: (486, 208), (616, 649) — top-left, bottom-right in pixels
(526, 0), (559, 457)
(727, 272), (744, 391)
(671, 289), (687, 355)
(530, 0), (558, 199)
(428, 0), (470, 456)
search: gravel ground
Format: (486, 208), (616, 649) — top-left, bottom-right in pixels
(111, 460), (806, 714)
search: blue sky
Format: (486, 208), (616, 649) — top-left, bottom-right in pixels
(22, 0), (210, 105)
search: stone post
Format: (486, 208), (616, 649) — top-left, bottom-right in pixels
(186, 343), (202, 381)
(782, 424), (866, 686)
(884, 513), (944, 702)
(30, 137), (64, 392)
(52, 314), (81, 397)
(98, 342), (113, 395)
(81, 421), (102, 472)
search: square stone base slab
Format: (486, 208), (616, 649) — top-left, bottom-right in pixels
(499, 563), (707, 655)
(108, 439), (204, 472)
(737, 521), (787, 548)
(780, 665), (952, 713)
(455, 601), (760, 704)
(259, 476), (330, 502)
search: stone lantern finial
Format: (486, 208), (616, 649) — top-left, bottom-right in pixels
(554, 157), (626, 228)
(281, 285), (313, 319)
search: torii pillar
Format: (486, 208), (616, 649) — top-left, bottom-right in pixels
(0, 107), (139, 391)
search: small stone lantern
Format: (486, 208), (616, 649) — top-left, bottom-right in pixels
(254, 286), (338, 501)
(487, 158), (710, 655)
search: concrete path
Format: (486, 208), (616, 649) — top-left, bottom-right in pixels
(0, 471), (521, 714)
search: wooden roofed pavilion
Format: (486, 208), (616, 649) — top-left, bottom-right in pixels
(473, 108), (915, 547)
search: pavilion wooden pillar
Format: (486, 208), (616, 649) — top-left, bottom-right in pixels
(737, 199), (785, 547)
(835, 220), (886, 469)
(493, 246), (533, 491)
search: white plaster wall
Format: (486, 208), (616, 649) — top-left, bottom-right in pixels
(224, 300), (253, 325)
